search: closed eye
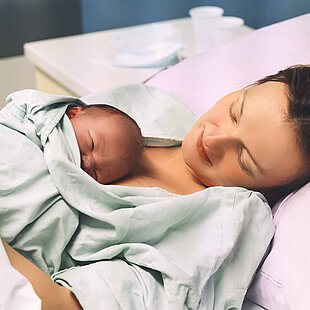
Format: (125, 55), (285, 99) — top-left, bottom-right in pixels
(229, 102), (238, 124)
(237, 146), (254, 177)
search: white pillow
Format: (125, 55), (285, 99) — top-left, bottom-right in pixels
(246, 183), (310, 309)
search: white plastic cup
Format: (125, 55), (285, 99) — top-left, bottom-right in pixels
(208, 16), (244, 48)
(189, 6), (224, 53)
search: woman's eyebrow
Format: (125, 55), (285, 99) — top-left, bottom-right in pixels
(239, 90), (265, 176)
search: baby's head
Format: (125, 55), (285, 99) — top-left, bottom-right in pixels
(67, 104), (144, 184)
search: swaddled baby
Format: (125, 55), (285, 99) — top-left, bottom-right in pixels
(67, 104), (144, 184)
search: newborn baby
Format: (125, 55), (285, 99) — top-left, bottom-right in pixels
(67, 104), (144, 184)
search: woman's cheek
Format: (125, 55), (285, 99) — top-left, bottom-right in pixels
(217, 163), (246, 186)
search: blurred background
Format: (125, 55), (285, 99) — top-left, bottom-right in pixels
(0, 0), (309, 106)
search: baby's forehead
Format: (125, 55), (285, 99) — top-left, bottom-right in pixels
(88, 109), (138, 131)
(100, 111), (134, 126)
(85, 106), (125, 118)
(83, 106), (141, 135)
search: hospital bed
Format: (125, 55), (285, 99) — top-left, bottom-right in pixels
(1, 13), (310, 309)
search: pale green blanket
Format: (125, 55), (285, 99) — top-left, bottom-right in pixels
(0, 87), (274, 309)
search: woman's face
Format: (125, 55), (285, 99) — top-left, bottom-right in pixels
(182, 81), (305, 189)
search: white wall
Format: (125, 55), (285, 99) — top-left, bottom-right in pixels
(0, 56), (35, 109)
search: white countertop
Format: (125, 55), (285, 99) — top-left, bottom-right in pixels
(24, 18), (253, 96)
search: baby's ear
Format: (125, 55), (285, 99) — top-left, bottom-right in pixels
(66, 106), (83, 119)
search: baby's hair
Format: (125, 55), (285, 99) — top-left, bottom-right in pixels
(82, 104), (145, 158)
(82, 104), (138, 125)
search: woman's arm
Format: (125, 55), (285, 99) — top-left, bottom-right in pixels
(2, 240), (82, 310)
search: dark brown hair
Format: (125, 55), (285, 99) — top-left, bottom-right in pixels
(254, 65), (310, 205)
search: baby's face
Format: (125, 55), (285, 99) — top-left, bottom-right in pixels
(69, 108), (137, 184)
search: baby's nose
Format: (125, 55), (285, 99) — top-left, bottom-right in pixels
(81, 153), (93, 171)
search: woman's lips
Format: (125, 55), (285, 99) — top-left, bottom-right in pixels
(197, 130), (212, 165)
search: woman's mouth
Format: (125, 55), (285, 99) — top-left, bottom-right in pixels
(197, 130), (212, 165)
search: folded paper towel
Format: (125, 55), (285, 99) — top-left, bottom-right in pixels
(113, 23), (186, 68)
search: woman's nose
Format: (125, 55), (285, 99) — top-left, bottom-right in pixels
(204, 133), (234, 156)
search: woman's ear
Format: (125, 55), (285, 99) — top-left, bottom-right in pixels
(66, 106), (83, 119)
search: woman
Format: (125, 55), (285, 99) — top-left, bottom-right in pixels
(115, 65), (310, 205)
(3, 65), (310, 309)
